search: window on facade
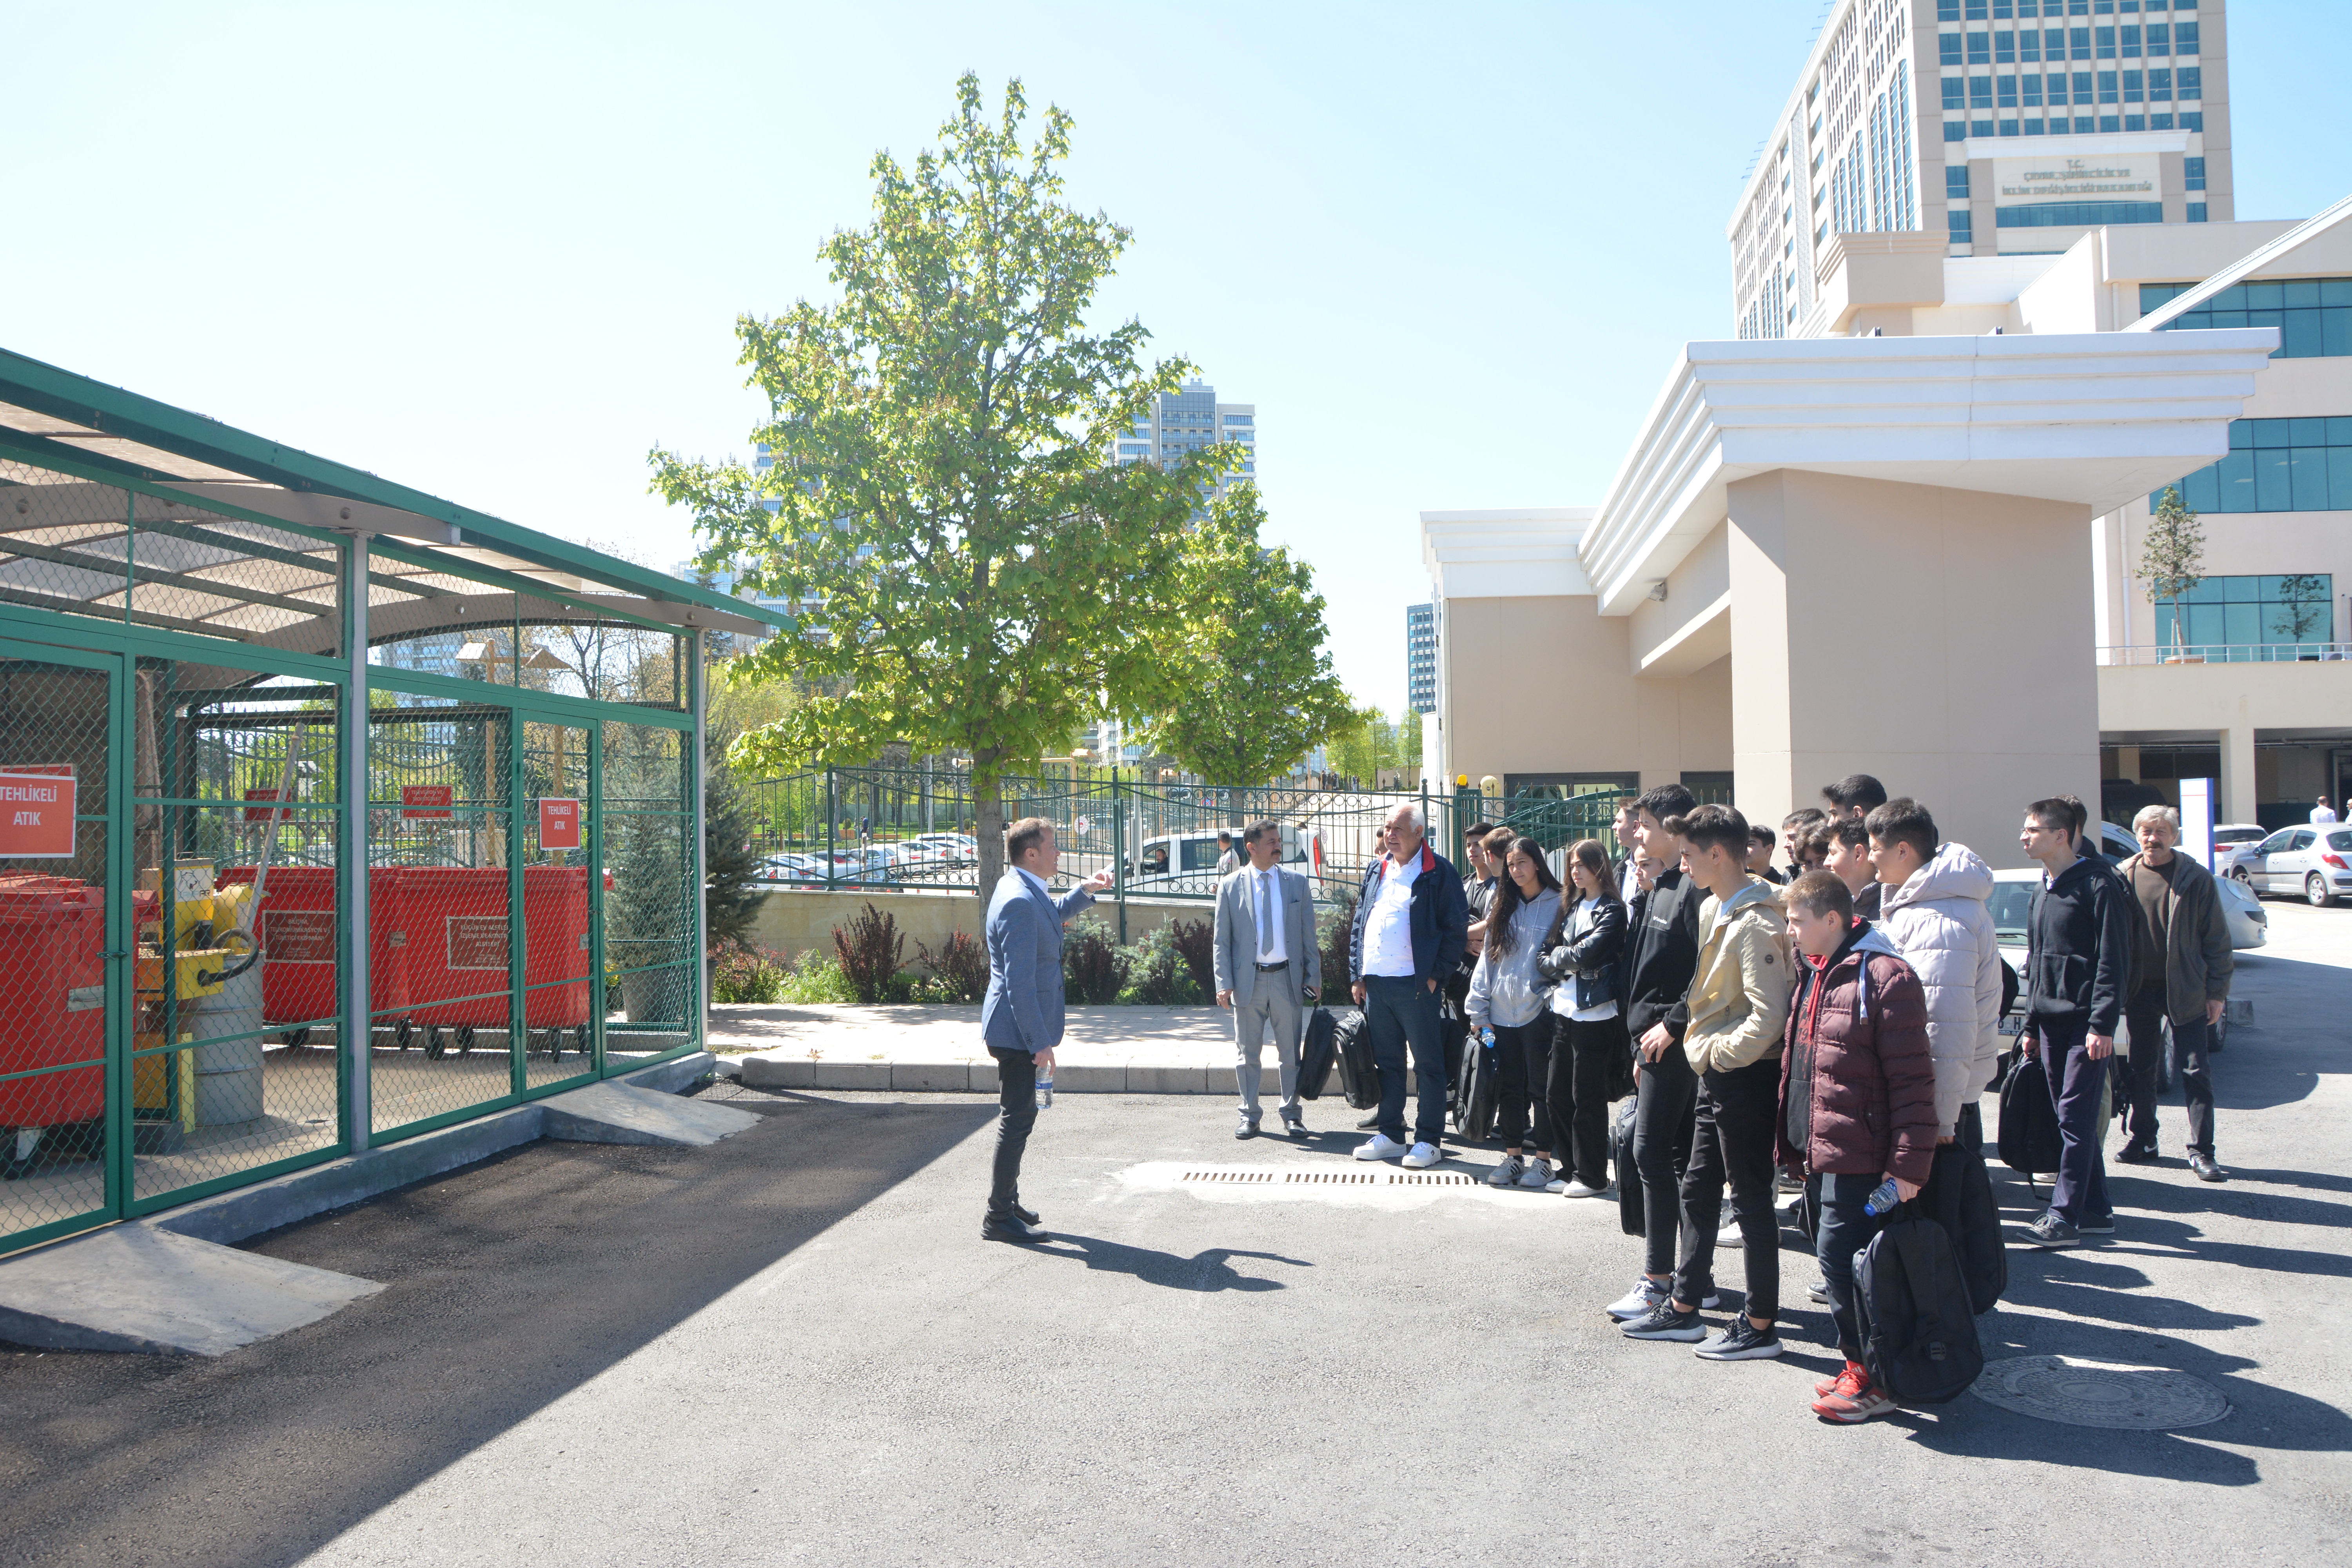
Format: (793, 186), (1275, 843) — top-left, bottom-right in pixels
(1947, 165), (1972, 197)
(1968, 30), (1991, 63)
(2153, 575), (2336, 657)
(1998, 199), (2162, 226)
(2097, 69), (2120, 101)
(1996, 30), (2016, 62)
(1998, 73), (2019, 107)
(2149, 66), (2172, 99)
(2180, 65), (2201, 98)
(2175, 20), (2199, 52)
(1950, 211), (1975, 241)
(2023, 71), (2045, 105)
(2147, 22), (2169, 53)
(1941, 32), (1964, 64)
(1944, 120), (1968, 142)
(1971, 75), (1994, 105)
(2184, 154), (2205, 190)
(2156, 417), (2352, 512)
(2120, 24), (2141, 56)
(1944, 75), (1967, 109)
(2123, 69), (2143, 101)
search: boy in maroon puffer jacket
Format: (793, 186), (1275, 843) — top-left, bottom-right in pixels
(1778, 869), (1940, 1425)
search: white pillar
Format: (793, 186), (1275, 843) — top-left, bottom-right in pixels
(341, 534), (371, 1153)
(2220, 725), (2259, 826)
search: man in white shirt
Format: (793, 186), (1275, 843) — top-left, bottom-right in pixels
(2313, 796), (2339, 826)
(1214, 821), (1321, 1139)
(1346, 802), (1471, 1168)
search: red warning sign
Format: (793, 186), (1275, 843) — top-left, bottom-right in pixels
(0, 768), (76, 859)
(538, 798), (582, 851)
(401, 784), (454, 819)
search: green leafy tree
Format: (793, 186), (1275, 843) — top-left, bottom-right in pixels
(1140, 488), (1354, 823)
(2140, 485), (2205, 655)
(702, 717), (766, 950)
(1328, 703), (1421, 789)
(651, 76), (1228, 907)
(2272, 572), (2329, 644)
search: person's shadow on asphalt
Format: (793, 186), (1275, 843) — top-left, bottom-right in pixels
(1025, 1234), (1310, 1292)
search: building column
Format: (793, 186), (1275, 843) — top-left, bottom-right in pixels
(2220, 725), (2259, 826)
(1724, 470), (2102, 864)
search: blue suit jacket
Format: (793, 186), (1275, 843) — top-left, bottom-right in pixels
(980, 870), (1095, 1055)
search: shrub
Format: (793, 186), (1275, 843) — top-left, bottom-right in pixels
(1120, 922), (1198, 1005)
(833, 902), (906, 1004)
(916, 929), (990, 1004)
(1169, 917), (1216, 998)
(778, 948), (857, 1004)
(711, 944), (792, 1004)
(1318, 892), (1356, 993)
(1063, 915), (1129, 1005)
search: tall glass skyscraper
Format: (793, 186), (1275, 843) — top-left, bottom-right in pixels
(1111, 377), (1256, 503)
(1405, 602), (1436, 714)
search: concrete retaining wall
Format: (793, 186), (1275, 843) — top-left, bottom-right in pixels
(744, 887), (1212, 969)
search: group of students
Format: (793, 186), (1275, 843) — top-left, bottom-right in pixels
(1344, 771), (2230, 1425)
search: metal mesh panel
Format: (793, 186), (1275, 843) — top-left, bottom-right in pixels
(604, 721), (693, 1066)
(126, 496), (341, 643)
(527, 620), (685, 709)
(368, 694), (517, 1137)
(520, 720), (594, 1091)
(0, 656), (113, 1245)
(0, 465), (134, 630)
(132, 661), (345, 1207)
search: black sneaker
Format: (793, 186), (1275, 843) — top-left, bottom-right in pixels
(2020, 1212), (2078, 1249)
(1355, 1112), (1382, 1131)
(1695, 1319), (1784, 1361)
(1620, 1301), (1708, 1341)
(2115, 1140), (2159, 1165)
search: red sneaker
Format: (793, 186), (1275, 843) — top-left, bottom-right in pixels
(1814, 1364), (1896, 1424)
(1815, 1358), (1865, 1399)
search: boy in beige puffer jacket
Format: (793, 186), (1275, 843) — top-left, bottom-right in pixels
(1621, 804), (1795, 1362)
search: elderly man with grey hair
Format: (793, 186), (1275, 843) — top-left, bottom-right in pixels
(2115, 803), (2234, 1181)
(1347, 800), (1471, 1167)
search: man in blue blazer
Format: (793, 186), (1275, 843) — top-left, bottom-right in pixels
(980, 816), (1114, 1242)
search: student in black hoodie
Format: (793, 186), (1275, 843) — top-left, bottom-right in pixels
(1602, 783), (1716, 1323)
(2017, 797), (2130, 1249)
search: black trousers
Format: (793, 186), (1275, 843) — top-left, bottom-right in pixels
(1491, 1020), (1554, 1153)
(988, 1046), (1039, 1214)
(1631, 1044), (1697, 1278)
(2122, 990), (2217, 1157)
(1548, 1011), (1624, 1188)
(1673, 1056), (1781, 1321)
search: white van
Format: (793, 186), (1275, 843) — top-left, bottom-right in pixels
(1128, 825), (1319, 895)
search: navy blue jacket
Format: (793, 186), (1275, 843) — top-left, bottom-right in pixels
(1349, 844), (1470, 985)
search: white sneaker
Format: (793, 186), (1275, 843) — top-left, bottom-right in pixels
(1563, 1178), (1610, 1199)
(1604, 1277), (1668, 1320)
(1354, 1133), (1408, 1161)
(1401, 1141), (1442, 1169)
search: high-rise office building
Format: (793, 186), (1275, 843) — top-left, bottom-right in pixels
(1730, 0), (2231, 340)
(1405, 602), (1436, 714)
(1112, 377), (1256, 502)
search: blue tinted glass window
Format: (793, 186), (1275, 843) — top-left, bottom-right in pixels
(2098, 69), (2119, 101)
(2156, 421), (2352, 512)
(1939, 0), (1961, 17)
(1966, 0), (1988, 15)
(2180, 66), (2201, 98)
(1947, 166), (1972, 196)
(2071, 25), (2091, 56)
(2021, 28), (2040, 60)
(2150, 66), (2172, 99)
(2123, 69), (2143, 100)
(2023, 72), (2044, 104)
(2025, 116), (2046, 134)
(2074, 70), (2094, 95)
(1996, 30), (2016, 62)
(1944, 76), (1967, 109)
(1968, 30), (1992, 63)
(2175, 20), (2198, 51)
(2147, 21), (2169, 52)
(2182, 111), (2203, 130)
(2187, 202), (2209, 223)
(1971, 75), (1994, 105)
(1975, 117), (1996, 137)
(1998, 74), (2019, 106)
(2184, 155), (2205, 189)
(1950, 210), (1975, 239)
(2121, 24), (2141, 55)
(1944, 120), (1968, 142)
(1941, 32), (1964, 64)
(1999, 200), (2161, 226)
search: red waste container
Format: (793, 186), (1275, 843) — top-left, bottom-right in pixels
(397, 866), (592, 1060)
(217, 866), (413, 1045)
(0, 878), (107, 1135)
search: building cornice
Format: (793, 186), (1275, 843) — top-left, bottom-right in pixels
(1579, 328), (2277, 615)
(1420, 509), (1596, 600)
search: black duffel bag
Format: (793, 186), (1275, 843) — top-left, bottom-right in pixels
(1298, 1006), (1341, 1101)
(1334, 1006), (1379, 1111)
(1996, 1042), (2063, 1180)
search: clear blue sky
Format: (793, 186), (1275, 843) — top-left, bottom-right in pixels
(8, 3), (2344, 710)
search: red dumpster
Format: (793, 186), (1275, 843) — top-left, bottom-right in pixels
(397, 865), (592, 1059)
(217, 866), (412, 1044)
(0, 879), (107, 1132)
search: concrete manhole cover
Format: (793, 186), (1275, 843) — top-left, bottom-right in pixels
(1970, 1356), (2231, 1430)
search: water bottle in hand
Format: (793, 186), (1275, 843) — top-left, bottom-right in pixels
(1863, 1176), (1900, 1217)
(1035, 1066), (1054, 1110)
(1479, 1027), (1496, 1050)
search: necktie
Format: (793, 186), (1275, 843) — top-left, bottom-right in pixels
(1258, 870), (1274, 960)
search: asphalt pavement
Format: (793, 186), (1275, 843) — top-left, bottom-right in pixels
(4, 903), (2347, 1568)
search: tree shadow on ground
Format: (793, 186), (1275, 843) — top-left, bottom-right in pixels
(1023, 1234), (1310, 1292)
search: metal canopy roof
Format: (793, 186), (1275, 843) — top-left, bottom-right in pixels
(0, 345), (782, 650)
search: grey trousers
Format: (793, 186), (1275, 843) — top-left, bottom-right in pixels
(1234, 980), (1305, 1122)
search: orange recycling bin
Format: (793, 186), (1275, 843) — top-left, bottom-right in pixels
(0, 878), (107, 1131)
(397, 866), (593, 1058)
(216, 866), (412, 1042)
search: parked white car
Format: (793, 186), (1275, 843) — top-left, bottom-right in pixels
(2227, 824), (2352, 907)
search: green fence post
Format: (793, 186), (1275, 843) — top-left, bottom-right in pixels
(1112, 766), (1127, 945)
(826, 765), (836, 888)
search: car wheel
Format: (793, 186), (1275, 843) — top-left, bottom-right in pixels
(2228, 865), (2252, 885)
(2307, 873), (2336, 909)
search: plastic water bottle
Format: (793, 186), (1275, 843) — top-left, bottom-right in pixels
(1035, 1066), (1054, 1110)
(1863, 1176), (1901, 1217)
(1479, 1027), (1496, 1050)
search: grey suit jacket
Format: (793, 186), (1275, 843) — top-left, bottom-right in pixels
(1212, 863), (1321, 1006)
(980, 870), (1094, 1055)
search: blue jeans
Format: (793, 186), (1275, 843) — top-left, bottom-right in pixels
(1812, 1171), (1892, 1354)
(2041, 1016), (2112, 1227)
(1364, 975), (1448, 1147)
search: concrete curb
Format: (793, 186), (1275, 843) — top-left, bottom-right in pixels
(720, 1051), (1419, 1097)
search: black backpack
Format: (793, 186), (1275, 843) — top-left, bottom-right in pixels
(1918, 1141), (2007, 1315)
(1334, 1007), (1379, 1111)
(1614, 1100), (1644, 1238)
(1854, 1212), (1985, 1405)
(1996, 1044), (2064, 1178)
(1298, 1007), (1340, 1100)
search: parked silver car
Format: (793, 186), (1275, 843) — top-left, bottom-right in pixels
(2227, 824), (2352, 907)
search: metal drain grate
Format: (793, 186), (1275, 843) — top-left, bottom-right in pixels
(1176, 1168), (1472, 1187)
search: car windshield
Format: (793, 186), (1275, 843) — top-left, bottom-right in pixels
(1988, 882), (2034, 941)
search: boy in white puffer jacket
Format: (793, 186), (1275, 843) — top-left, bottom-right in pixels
(1864, 799), (2004, 1139)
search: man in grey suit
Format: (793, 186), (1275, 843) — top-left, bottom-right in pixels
(1214, 819), (1321, 1140)
(980, 816), (1114, 1243)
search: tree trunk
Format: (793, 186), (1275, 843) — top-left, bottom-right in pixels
(975, 775), (1006, 913)
(1227, 783), (1245, 828)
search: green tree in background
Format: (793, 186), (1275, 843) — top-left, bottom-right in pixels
(2273, 572), (2329, 644)
(1140, 486), (1354, 823)
(1329, 704), (1423, 789)
(651, 75), (1228, 907)
(2140, 485), (2205, 655)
